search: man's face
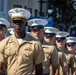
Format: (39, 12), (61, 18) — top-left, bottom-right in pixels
(31, 26), (44, 41)
(66, 44), (75, 52)
(56, 38), (66, 48)
(0, 26), (6, 39)
(44, 33), (56, 44)
(12, 19), (27, 33)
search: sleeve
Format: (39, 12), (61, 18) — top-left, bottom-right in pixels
(33, 42), (44, 65)
(0, 40), (6, 63)
(51, 46), (59, 66)
(74, 55), (76, 68)
(70, 55), (75, 68)
(61, 53), (67, 67)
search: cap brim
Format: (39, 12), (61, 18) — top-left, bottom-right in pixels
(28, 19), (48, 26)
(56, 37), (66, 41)
(31, 26), (43, 30)
(12, 18), (25, 20)
(67, 42), (76, 45)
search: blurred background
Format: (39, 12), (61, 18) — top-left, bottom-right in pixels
(0, 0), (76, 36)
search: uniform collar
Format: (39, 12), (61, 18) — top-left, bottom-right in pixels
(10, 33), (37, 44)
(41, 39), (50, 45)
(24, 33), (37, 41)
(9, 34), (19, 44)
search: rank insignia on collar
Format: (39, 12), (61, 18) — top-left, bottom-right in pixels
(25, 48), (32, 51)
(25, 48), (29, 51)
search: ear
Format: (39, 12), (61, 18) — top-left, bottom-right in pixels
(0, 31), (2, 34)
(3, 27), (6, 33)
(0, 28), (6, 33)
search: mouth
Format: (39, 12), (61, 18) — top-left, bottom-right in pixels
(15, 26), (20, 29)
(15, 25), (21, 28)
(35, 34), (39, 37)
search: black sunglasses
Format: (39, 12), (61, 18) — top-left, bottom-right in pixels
(66, 43), (76, 47)
(67, 44), (74, 47)
(31, 26), (43, 31)
(44, 33), (55, 37)
(56, 37), (65, 40)
(56, 38), (66, 42)
(12, 20), (25, 24)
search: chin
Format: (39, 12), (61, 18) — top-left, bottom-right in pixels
(58, 45), (62, 48)
(16, 31), (21, 33)
(68, 49), (73, 52)
(35, 37), (39, 40)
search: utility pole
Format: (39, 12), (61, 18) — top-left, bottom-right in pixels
(39, 0), (43, 16)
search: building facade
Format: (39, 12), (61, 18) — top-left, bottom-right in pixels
(0, 0), (47, 21)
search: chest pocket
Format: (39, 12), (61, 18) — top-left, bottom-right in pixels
(19, 43), (34, 57)
(4, 46), (16, 65)
(5, 49), (16, 56)
(67, 55), (71, 61)
(43, 47), (51, 60)
(4, 40), (18, 55)
(18, 43), (34, 63)
(4, 43), (16, 56)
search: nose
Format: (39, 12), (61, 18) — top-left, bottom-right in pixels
(15, 23), (22, 27)
(35, 30), (39, 34)
(15, 22), (20, 25)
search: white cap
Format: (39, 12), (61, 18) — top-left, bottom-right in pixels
(56, 31), (69, 38)
(28, 19), (48, 26)
(8, 8), (31, 19)
(0, 18), (10, 28)
(66, 37), (76, 44)
(44, 27), (59, 34)
(8, 28), (14, 34)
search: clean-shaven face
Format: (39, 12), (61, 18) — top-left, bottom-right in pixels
(12, 19), (27, 33)
(44, 34), (56, 45)
(66, 44), (76, 52)
(56, 38), (66, 49)
(31, 26), (44, 41)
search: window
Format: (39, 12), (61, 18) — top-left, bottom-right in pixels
(35, 9), (38, 17)
(0, 0), (4, 12)
(24, 6), (27, 9)
(13, 5), (22, 8)
(39, 12), (44, 16)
